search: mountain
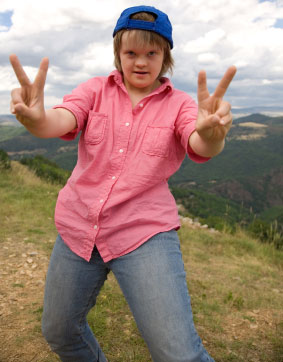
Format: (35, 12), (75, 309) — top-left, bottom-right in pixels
(232, 106), (283, 117)
(169, 114), (283, 214)
(0, 115), (78, 170)
(1, 113), (282, 225)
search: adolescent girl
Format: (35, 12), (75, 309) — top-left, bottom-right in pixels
(10, 5), (236, 362)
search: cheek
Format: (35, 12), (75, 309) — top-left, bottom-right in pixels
(121, 57), (130, 70)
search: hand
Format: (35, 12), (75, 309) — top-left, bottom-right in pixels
(10, 54), (49, 128)
(196, 65), (237, 143)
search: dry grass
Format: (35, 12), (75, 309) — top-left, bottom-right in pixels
(0, 162), (282, 361)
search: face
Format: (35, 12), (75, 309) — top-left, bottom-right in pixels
(119, 31), (164, 95)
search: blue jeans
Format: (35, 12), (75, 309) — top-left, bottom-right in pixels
(42, 231), (214, 362)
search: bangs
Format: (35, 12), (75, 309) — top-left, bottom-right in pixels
(123, 29), (167, 50)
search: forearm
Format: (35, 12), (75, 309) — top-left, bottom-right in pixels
(25, 108), (77, 139)
(188, 130), (225, 158)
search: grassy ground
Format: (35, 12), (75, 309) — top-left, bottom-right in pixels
(0, 162), (282, 361)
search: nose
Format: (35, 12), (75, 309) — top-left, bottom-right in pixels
(135, 55), (147, 68)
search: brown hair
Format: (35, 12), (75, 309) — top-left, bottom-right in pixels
(113, 12), (174, 77)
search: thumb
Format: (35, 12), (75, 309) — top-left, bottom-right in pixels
(198, 114), (220, 130)
(14, 103), (36, 121)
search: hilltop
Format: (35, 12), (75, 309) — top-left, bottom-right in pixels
(0, 161), (283, 361)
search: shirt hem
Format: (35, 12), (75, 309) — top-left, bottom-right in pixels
(100, 224), (181, 263)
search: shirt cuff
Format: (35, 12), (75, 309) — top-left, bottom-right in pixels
(53, 105), (81, 140)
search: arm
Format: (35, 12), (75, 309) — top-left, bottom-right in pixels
(10, 54), (77, 139)
(189, 66), (237, 158)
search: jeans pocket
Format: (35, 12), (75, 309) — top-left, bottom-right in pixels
(84, 111), (108, 144)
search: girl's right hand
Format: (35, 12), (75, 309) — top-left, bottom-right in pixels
(10, 54), (49, 129)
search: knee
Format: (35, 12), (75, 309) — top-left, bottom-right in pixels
(41, 313), (58, 347)
(41, 309), (72, 350)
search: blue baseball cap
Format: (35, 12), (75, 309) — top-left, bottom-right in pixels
(113, 5), (173, 49)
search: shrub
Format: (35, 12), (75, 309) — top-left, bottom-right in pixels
(20, 155), (71, 185)
(248, 218), (283, 250)
(0, 149), (11, 169)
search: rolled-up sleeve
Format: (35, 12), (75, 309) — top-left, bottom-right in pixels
(53, 78), (99, 140)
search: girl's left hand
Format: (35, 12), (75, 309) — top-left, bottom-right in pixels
(196, 66), (237, 143)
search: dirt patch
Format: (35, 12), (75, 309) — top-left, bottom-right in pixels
(0, 237), (57, 362)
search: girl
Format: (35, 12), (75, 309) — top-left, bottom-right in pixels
(10, 5), (236, 362)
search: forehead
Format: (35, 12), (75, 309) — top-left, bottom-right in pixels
(121, 30), (162, 50)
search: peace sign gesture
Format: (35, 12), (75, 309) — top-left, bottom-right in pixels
(10, 54), (49, 129)
(196, 66), (237, 144)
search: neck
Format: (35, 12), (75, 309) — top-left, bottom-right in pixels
(124, 78), (161, 98)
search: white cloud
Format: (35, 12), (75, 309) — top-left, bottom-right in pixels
(1, 0), (283, 113)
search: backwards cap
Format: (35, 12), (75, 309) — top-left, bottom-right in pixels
(113, 5), (173, 49)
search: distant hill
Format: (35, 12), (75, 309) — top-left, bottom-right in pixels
(232, 106), (283, 117)
(0, 115), (78, 170)
(1, 113), (282, 226)
(170, 114), (283, 215)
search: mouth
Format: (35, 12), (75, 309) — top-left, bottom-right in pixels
(134, 71), (148, 75)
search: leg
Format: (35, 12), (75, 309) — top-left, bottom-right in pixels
(110, 230), (214, 362)
(42, 235), (109, 362)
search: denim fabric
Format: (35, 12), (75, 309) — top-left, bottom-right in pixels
(42, 232), (214, 362)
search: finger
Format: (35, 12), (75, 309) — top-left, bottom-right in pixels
(10, 89), (22, 114)
(197, 113), (221, 130)
(34, 57), (49, 92)
(215, 100), (231, 118)
(10, 100), (16, 114)
(11, 88), (24, 105)
(13, 102), (34, 120)
(197, 70), (210, 103)
(213, 65), (237, 99)
(9, 54), (31, 87)
(219, 112), (233, 126)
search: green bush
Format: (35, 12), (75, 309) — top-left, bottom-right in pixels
(0, 149), (11, 169)
(248, 218), (283, 250)
(20, 155), (71, 185)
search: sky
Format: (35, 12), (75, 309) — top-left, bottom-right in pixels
(0, 0), (283, 115)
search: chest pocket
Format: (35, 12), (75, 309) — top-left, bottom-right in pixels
(84, 111), (107, 144)
(142, 126), (174, 158)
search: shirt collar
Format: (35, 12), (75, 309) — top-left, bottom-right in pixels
(108, 70), (173, 95)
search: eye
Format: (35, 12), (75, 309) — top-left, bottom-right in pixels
(127, 51), (135, 56)
(148, 51), (156, 57)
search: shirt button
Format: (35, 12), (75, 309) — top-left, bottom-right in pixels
(112, 176), (116, 180)
(139, 103), (143, 107)
(119, 149), (124, 153)
(94, 225), (98, 230)
(100, 199), (104, 203)
(125, 122), (130, 126)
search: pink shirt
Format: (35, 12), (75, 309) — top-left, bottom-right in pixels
(54, 70), (209, 262)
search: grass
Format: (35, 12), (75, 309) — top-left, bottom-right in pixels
(0, 162), (283, 361)
(0, 161), (59, 249)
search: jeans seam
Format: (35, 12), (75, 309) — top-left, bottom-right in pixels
(77, 275), (108, 361)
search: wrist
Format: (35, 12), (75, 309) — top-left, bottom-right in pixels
(189, 130), (225, 158)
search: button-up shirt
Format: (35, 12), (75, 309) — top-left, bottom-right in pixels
(54, 70), (209, 262)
